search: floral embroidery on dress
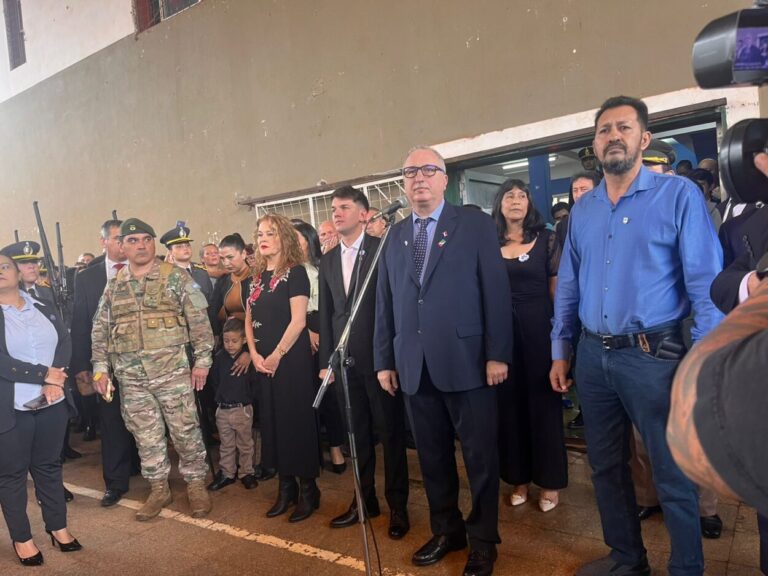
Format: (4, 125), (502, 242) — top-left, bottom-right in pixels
(247, 268), (291, 305)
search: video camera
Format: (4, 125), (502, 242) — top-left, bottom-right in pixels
(693, 2), (768, 203)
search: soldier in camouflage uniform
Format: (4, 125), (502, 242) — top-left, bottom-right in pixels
(90, 218), (215, 521)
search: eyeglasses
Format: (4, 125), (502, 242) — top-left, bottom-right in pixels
(402, 164), (445, 179)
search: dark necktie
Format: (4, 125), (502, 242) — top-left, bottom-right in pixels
(113, 263), (125, 272)
(413, 217), (431, 281)
(28, 287), (37, 299)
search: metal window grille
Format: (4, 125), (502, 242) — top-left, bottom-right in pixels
(253, 176), (407, 227)
(3, 0), (25, 70)
(134, 0), (199, 33)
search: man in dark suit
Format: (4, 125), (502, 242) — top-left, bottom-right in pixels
(711, 205), (768, 311)
(70, 219), (137, 507)
(319, 186), (410, 539)
(375, 146), (513, 576)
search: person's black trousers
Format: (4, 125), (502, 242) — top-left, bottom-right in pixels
(338, 371), (409, 512)
(98, 383), (138, 493)
(758, 513), (768, 574)
(0, 401), (69, 542)
(405, 364), (500, 549)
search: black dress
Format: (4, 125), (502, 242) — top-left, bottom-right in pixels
(249, 265), (320, 479)
(498, 228), (568, 490)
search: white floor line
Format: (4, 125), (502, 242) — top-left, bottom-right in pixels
(64, 482), (414, 576)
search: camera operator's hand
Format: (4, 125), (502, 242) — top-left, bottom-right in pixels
(747, 270), (765, 297)
(755, 152), (768, 178)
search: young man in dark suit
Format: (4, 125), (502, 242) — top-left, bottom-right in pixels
(375, 146), (513, 576)
(70, 219), (137, 507)
(319, 185), (410, 539)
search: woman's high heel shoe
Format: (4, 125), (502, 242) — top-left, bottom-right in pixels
(46, 530), (82, 552)
(12, 541), (44, 566)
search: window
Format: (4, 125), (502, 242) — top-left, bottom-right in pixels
(134, 0), (200, 33)
(3, 0), (25, 70)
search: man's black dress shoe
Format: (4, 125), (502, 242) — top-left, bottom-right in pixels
(388, 509), (410, 540)
(567, 411), (584, 429)
(64, 488), (74, 502)
(62, 447), (82, 461)
(254, 465), (277, 481)
(207, 471), (236, 491)
(412, 533), (467, 566)
(575, 555), (650, 576)
(330, 498), (380, 528)
(701, 514), (723, 539)
(637, 505), (662, 521)
(82, 426), (97, 442)
(241, 474), (258, 490)
(101, 490), (124, 507)
(463, 547), (497, 576)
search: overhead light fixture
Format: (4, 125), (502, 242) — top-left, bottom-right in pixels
(502, 154), (558, 171)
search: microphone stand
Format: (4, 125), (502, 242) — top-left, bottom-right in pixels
(313, 213), (396, 576)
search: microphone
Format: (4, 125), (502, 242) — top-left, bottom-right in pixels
(370, 196), (409, 221)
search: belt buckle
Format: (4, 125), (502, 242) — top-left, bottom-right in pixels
(601, 335), (613, 350)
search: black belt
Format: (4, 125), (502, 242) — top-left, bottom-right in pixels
(584, 325), (681, 352)
(217, 402), (251, 409)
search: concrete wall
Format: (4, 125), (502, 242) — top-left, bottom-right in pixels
(0, 0), (134, 103)
(0, 0), (753, 257)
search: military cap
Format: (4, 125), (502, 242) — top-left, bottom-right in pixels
(160, 224), (193, 247)
(578, 146), (596, 160)
(643, 139), (676, 166)
(1, 240), (42, 262)
(120, 218), (156, 238)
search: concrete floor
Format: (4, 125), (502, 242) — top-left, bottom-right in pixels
(0, 433), (763, 576)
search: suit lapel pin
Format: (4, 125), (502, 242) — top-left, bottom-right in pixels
(438, 239), (446, 248)
(622, 217), (630, 224)
(404, 240), (408, 246)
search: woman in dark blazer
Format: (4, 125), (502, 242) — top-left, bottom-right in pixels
(0, 252), (81, 566)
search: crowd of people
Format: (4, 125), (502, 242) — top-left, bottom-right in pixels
(0, 94), (766, 576)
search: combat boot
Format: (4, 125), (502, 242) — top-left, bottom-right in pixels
(187, 479), (212, 518)
(136, 479), (172, 521)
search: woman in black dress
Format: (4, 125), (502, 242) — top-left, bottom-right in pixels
(245, 214), (321, 523)
(492, 179), (568, 512)
(292, 221), (346, 474)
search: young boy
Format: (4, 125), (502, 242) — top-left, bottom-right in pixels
(207, 318), (258, 491)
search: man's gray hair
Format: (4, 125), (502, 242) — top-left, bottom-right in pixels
(100, 219), (123, 239)
(404, 146), (446, 171)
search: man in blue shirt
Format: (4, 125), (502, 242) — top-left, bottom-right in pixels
(551, 96), (723, 576)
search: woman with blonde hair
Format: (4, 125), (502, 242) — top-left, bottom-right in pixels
(245, 214), (321, 522)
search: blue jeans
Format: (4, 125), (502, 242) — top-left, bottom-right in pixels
(576, 334), (704, 576)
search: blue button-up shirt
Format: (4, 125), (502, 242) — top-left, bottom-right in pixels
(412, 200), (445, 283)
(2, 290), (61, 410)
(551, 166), (724, 360)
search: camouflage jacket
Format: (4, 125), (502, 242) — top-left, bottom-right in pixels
(91, 260), (214, 381)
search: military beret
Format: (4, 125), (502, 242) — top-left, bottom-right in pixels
(120, 218), (156, 238)
(160, 225), (193, 247)
(0, 240), (42, 262)
(578, 146), (596, 160)
(643, 139), (677, 166)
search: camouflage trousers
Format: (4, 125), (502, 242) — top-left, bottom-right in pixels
(119, 369), (208, 482)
